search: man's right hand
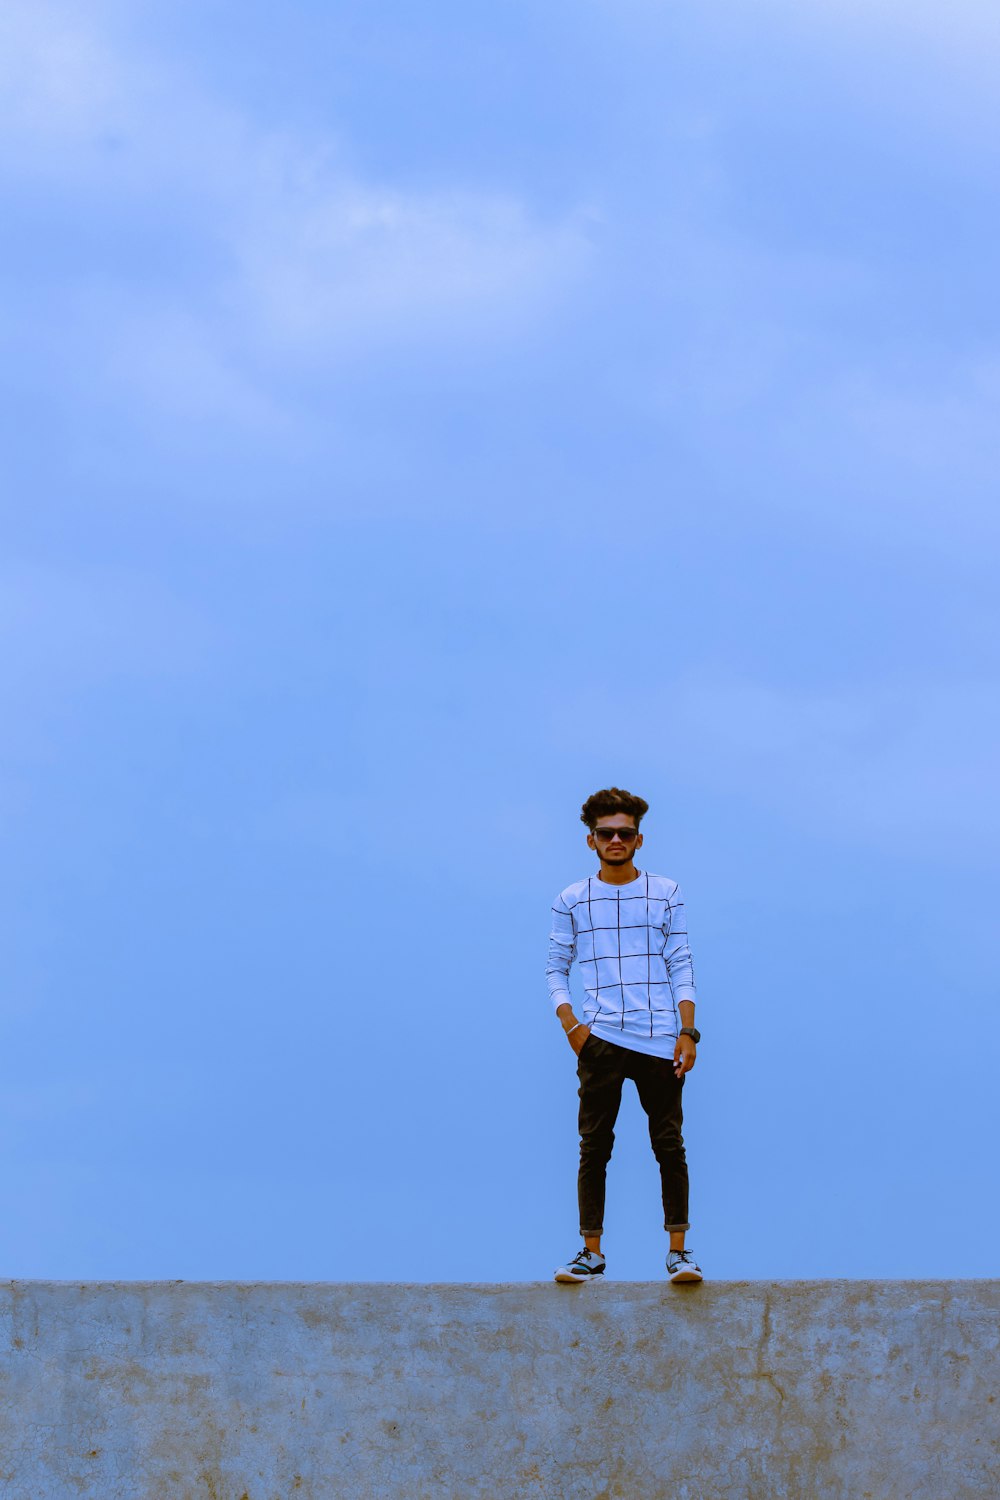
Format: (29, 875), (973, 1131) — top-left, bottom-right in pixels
(566, 1023), (592, 1056)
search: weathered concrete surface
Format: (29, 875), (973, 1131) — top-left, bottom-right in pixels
(0, 1280), (997, 1499)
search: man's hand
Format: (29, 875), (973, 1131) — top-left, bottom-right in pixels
(673, 1034), (696, 1077)
(557, 1004), (592, 1056)
(567, 1023), (592, 1056)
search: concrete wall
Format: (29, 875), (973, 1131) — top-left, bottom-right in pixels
(0, 1280), (997, 1499)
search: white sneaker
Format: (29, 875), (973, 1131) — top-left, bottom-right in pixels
(554, 1247), (606, 1283)
(667, 1248), (703, 1283)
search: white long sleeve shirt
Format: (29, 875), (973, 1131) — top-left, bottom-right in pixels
(546, 870), (697, 1059)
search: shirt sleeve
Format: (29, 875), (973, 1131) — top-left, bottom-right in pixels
(546, 892), (577, 1012)
(664, 884), (697, 1005)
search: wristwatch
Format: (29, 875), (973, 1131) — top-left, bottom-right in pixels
(679, 1027), (701, 1044)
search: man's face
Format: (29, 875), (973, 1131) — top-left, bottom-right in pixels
(586, 813), (643, 865)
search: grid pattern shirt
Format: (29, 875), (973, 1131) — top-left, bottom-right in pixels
(546, 870), (697, 1059)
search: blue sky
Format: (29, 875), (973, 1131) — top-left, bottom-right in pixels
(2, 0), (998, 1281)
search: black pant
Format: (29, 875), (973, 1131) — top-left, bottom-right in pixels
(576, 1032), (690, 1236)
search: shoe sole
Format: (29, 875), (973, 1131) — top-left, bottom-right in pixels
(554, 1270), (604, 1283)
(669, 1269), (703, 1283)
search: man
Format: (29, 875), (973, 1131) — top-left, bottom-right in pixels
(546, 786), (703, 1285)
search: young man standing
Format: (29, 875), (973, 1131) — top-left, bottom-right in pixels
(546, 787), (703, 1285)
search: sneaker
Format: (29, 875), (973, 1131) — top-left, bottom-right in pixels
(554, 1247), (606, 1283)
(667, 1248), (703, 1283)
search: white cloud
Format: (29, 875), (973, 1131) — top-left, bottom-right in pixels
(0, 0), (120, 141)
(745, 0), (1000, 137)
(0, 0), (590, 410)
(615, 0), (1000, 68)
(767, 0), (1000, 52)
(232, 184), (587, 356)
(3, 0), (995, 557)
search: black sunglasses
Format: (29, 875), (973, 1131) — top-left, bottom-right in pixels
(593, 827), (639, 842)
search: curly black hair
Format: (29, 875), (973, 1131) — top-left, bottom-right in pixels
(580, 787), (649, 830)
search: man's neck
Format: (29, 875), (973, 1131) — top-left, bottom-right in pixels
(597, 862), (639, 886)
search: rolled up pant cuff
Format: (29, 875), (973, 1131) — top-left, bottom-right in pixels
(580, 1228), (603, 1236)
(665, 1221), (691, 1232)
